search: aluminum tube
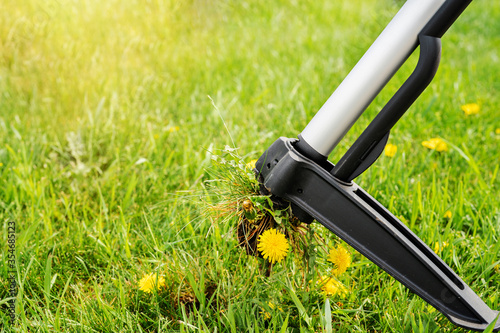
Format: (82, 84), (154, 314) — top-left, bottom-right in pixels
(300, 0), (446, 157)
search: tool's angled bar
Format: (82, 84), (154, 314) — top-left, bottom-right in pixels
(297, 0), (446, 158)
(256, 138), (500, 332)
(331, 34), (441, 182)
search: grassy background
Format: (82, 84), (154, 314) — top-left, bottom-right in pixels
(0, 0), (499, 331)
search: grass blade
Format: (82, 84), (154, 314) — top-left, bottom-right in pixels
(482, 313), (500, 333)
(43, 254), (53, 308)
(284, 282), (312, 327)
(324, 299), (332, 333)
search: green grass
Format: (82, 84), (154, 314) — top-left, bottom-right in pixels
(1, 0), (499, 331)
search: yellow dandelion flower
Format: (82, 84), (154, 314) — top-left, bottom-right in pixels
(495, 128), (500, 135)
(138, 273), (166, 293)
(168, 126), (180, 133)
(328, 245), (351, 275)
(443, 210), (452, 219)
(246, 159), (258, 170)
(422, 138), (448, 152)
(257, 229), (289, 264)
(319, 276), (347, 297)
(461, 103), (480, 116)
(260, 308), (271, 320)
(268, 302), (282, 312)
(384, 143), (397, 157)
(260, 302), (282, 320)
(433, 241), (449, 254)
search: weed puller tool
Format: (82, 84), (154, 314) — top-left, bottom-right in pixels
(255, 0), (499, 331)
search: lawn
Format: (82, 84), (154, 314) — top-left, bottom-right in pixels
(0, 0), (499, 331)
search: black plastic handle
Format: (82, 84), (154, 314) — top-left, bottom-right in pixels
(329, 0), (474, 182)
(421, 0), (474, 38)
(331, 34), (441, 182)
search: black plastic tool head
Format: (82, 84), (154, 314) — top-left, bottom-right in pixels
(256, 137), (500, 332)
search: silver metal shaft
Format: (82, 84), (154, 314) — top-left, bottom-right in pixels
(300, 0), (446, 157)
